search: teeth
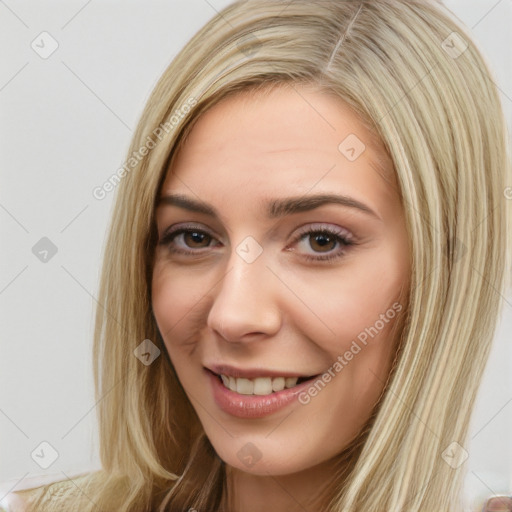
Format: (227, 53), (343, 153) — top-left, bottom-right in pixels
(219, 374), (300, 395)
(236, 378), (253, 395)
(272, 377), (285, 392)
(253, 377), (272, 395)
(285, 377), (298, 388)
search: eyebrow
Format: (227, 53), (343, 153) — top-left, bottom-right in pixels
(157, 193), (381, 220)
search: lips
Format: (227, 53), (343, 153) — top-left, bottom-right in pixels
(217, 373), (311, 395)
(205, 366), (321, 418)
(205, 365), (317, 395)
(207, 363), (315, 380)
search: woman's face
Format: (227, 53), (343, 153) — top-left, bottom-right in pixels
(152, 84), (410, 476)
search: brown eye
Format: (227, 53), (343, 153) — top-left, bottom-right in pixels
(290, 224), (355, 263)
(158, 227), (219, 255)
(182, 231), (211, 248)
(308, 232), (338, 253)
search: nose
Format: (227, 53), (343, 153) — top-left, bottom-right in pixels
(206, 244), (282, 343)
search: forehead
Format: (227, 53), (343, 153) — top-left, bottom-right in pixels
(159, 84), (398, 215)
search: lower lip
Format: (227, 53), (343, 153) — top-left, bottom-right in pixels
(206, 369), (316, 419)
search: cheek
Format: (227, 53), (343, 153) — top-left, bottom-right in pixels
(151, 261), (207, 351)
(289, 246), (407, 356)
(151, 264), (212, 402)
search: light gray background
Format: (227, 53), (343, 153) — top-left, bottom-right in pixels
(1, 0), (511, 509)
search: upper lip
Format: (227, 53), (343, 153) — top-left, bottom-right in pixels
(205, 364), (318, 379)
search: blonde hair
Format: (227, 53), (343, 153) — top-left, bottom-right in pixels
(24, 0), (511, 510)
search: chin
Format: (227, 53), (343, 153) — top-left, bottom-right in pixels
(206, 432), (329, 477)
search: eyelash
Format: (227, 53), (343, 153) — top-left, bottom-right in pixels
(158, 224), (355, 263)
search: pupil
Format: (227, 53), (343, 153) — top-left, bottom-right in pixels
(187, 232), (208, 247)
(312, 234), (334, 251)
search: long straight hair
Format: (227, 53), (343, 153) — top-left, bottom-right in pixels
(25, 1), (511, 510)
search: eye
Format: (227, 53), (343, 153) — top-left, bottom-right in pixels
(158, 224), (218, 256)
(158, 222), (356, 263)
(288, 223), (355, 262)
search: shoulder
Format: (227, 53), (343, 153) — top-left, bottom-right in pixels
(480, 495), (512, 511)
(0, 478), (46, 512)
(0, 490), (33, 512)
(0, 493), (25, 512)
(0, 472), (94, 512)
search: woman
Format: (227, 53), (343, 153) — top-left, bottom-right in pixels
(4, 0), (511, 510)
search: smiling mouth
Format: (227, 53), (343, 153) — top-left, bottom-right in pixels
(213, 372), (318, 396)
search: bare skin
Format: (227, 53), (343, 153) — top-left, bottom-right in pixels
(151, 83), (411, 511)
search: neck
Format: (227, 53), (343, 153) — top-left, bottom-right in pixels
(220, 456), (345, 512)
